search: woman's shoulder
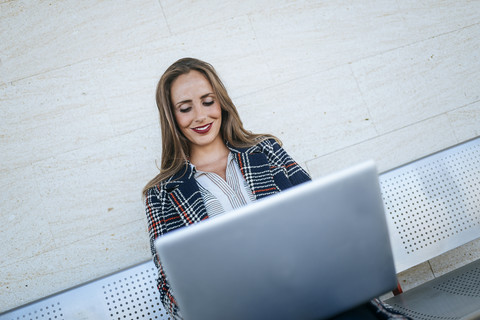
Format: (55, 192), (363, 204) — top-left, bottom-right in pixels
(144, 177), (178, 204)
(253, 136), (282, 149)
(254, 137), (284, 154)
(144, 174), (175, 199)
(145, 164), (193, 195)
(144, 181), (164, 200)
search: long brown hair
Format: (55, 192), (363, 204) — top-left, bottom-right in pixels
(143, 58), (278, 195)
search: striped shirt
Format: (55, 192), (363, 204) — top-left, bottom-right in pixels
(193, 152), (256, 218)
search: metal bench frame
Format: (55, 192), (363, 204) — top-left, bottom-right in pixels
(379, 136), (480, 320)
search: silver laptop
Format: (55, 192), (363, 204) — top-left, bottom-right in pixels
(155, 161), (397, 320)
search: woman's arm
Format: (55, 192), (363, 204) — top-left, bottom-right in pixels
(144, 186), (182, 318)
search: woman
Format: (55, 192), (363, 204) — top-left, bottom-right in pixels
(143, 58), (311, 317)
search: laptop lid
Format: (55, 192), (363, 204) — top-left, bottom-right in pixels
(155, 161), (397, 320)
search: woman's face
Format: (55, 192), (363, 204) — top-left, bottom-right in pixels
(170, 70), (223, 151)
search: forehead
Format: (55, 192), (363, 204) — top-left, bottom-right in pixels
(170, 70), (213, 102)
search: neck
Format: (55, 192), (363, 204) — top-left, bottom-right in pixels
(189, 136), (229, 169)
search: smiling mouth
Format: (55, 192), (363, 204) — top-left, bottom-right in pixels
(191, 123), (213, 134)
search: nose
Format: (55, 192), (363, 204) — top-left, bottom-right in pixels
(193, 102), (207, 123)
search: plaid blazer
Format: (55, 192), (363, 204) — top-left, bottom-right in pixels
(144, 139), (311, 317)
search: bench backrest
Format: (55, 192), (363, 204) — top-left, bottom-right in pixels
(379, 137), (480, 273)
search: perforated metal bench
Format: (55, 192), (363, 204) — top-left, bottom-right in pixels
(379, 137), (480, 320)
(2, 137), (479, 320)
(0, 261), (171, 320)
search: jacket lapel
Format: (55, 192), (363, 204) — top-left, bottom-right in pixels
(164, 164), (208, 225)
(230, 144), (280, 200)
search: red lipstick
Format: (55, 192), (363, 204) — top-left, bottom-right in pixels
(191, 123), (212, 134)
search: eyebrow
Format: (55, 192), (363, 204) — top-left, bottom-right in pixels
(175, 93), (214, 108)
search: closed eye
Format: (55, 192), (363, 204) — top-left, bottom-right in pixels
(203, 100), (214, 106)
(179, 106), (192, 113)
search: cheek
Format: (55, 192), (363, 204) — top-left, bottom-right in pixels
(213, 104), (223, 119)
(174, 112), (191, 129)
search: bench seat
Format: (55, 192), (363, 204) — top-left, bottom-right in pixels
(385, 259), (480, 320)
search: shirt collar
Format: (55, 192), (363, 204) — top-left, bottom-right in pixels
(193, 152), (234, 178)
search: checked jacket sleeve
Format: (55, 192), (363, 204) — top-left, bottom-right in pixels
(144, 185), (183, 319)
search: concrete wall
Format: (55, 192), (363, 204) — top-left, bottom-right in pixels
(1, 0), (479, 311)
